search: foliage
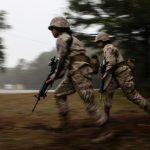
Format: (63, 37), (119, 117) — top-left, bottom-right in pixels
(0, 10), (11, 71)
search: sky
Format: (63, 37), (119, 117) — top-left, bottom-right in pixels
(0, 0), (68, 68)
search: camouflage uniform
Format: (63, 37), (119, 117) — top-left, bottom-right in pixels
(103, 44), (147, 107)
(48, 17), (102, 127)
(95, 32), (149, 125)
(55, 33), (102, 125)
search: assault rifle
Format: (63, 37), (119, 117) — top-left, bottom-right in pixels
(99, 63), (106, 93)
(32, 56), (59, 112)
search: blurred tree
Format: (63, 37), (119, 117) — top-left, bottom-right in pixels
(0, 10), (11, 71)
(0, 50), (58, 89)
(24, 50), (57, 89)
(65, 0), (150, 89)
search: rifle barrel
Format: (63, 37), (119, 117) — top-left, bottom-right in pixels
(32, 95), (40, 112)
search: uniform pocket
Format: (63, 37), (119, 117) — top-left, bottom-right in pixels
(79, 66), (93, 79)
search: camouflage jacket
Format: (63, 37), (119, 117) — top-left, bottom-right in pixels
(103, 44), (124, 72)
(101, 44), (124, 89)
(56, 33), (93, 77)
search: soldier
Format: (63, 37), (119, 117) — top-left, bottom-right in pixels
(94, 32), (150, 126)
(46, 16), (102, 129)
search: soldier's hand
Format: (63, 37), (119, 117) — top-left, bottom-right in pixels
(46, 74), (55, 84)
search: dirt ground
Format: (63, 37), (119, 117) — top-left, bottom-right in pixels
(0, 91), (150, 150)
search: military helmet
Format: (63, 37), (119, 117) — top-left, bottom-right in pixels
(94, 32), (110, 42)
(48, 17), (70, 30)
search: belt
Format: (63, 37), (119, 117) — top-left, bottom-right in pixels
(70, 54), (90, 63)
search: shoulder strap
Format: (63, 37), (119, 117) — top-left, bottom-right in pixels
(55, 34), (73, 78)
(66, 35), (73, 52)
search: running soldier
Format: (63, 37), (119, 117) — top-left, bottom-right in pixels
(47, 16), (102, 129)
(94, 32), (150, 126)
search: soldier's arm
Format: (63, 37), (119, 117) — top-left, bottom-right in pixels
(54, 36), (71, 78)
(104, 47), (117, 72)
(103, 47), (118, 79)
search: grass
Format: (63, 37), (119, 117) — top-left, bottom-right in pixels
(0, 90), (150, 150)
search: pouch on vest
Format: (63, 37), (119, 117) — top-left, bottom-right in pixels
(126, 58), (135, 71)
(90, 54), (100, 74)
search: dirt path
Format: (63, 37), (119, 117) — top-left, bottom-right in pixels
(0, 114), (150, 150)
(0, 93), (150, 150)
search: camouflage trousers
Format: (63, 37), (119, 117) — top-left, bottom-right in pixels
(54, 70), (101, 124)
(104, 65), (147, 110)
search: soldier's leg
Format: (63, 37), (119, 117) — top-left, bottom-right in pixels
(54, 95), (69, 128)
(116, 68), (150, 113)
(99, 78), (117, 125)
(121, 84), (150, 113)
(100, 91), (114, 125)
(72, 73), (102, 126)
(103, 78), (117, 120)
(54, 76), (75, 128)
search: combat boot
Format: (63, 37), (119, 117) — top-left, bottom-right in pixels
(97, 106), (110, 127)
(58, 114), (70, 130)
(97, 114), (109, 127)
